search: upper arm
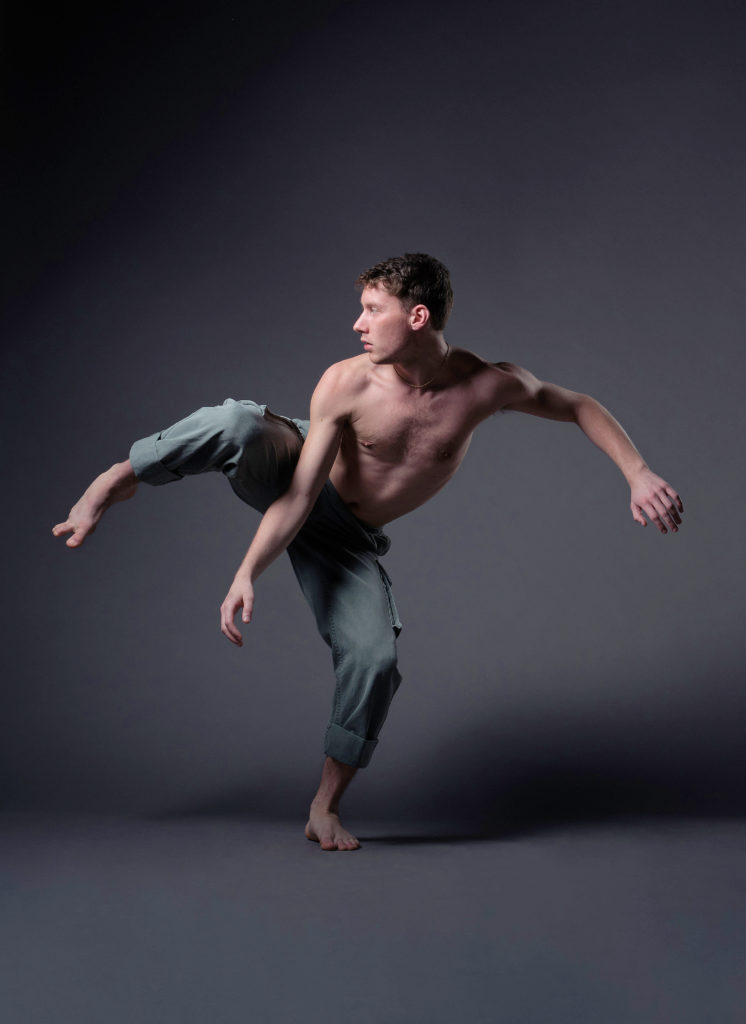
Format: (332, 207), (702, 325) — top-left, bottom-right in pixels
(283, 365), (350, 502)
(492, 362), (585, 422)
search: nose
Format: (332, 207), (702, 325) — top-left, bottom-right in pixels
(353, 312), (366, 334)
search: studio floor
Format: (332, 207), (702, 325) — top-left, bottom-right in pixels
(2, 812), (743, 1023)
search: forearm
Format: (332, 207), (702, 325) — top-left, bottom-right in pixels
(502, 368), (682, 534)
(574, 396), (647, 483)
(234, 491), (312, 582)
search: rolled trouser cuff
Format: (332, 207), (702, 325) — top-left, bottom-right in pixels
(324, 723), (378, 768)
(129, 434), (183, 485)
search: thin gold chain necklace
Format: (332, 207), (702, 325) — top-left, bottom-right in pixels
(392, 344), (450, 389)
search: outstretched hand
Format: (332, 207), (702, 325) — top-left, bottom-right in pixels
(220, 575), (255, 646)
(629, 467), (683, 534)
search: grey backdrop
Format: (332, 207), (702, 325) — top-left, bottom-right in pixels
(4, 0), (744, 823)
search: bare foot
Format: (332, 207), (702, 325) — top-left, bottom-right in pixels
(305, 809), (361, 851)
(305, 755), (360, 850)
(53, 461), (138, 548)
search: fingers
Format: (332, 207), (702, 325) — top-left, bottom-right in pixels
(662, 496), (681, 529)
(630, 471), (684, 536)
(665, 485), (684, 514)
(654, 492), (683, 533)
(220, 587), (254, 647)
(648, 498), (670, 533)
(635, 495), (680, 534)
(631, 478), (684, 534)
(631, 504), (647, 527)
(220, 601), (243, 646)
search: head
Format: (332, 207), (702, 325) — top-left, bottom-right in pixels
(355, 253), (454, 332)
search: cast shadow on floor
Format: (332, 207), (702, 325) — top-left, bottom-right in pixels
(153, 719), (746, 845)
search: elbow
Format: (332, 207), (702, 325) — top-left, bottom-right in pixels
(283, 481), (322, 516)
(570, 392), (596, 424)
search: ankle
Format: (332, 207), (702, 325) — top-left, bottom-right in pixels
(100, 461), (138, 499)
(310, 796), (340, 816)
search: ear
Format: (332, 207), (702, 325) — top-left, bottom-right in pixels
(409, 303), (430, 330)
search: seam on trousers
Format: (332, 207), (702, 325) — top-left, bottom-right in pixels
(375, 560), (402, 635)
(327, 611), (343, 724)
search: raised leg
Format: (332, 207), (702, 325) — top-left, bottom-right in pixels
(53, 401), (304, 549)
(127, 399), (304, 512)
(305, 756), (360, 851)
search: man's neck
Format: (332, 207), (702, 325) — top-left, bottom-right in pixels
(390, 335), (449, 389)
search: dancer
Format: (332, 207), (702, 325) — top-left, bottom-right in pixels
(53, 253), (683, 850)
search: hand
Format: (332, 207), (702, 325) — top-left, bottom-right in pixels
(629, 468), (683, 534)
(220, 575), (255, 646)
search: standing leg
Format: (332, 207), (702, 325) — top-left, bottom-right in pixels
(289, 510), (403, 850)
(53, 401), (398, 852)
(305, 757), (360, 851)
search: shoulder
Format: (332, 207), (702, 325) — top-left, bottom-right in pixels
(315, 356), (372, 395)
(447, 349), (524, 383)
(311, 356), (369, 421)
(448, 351), (539, 410)
(489, 361), (540, 394)
(316, 355), (369, 389)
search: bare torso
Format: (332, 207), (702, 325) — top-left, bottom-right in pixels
(327, 349), (508, 526)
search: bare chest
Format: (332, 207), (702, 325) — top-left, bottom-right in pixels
(344, 392), (476, 467)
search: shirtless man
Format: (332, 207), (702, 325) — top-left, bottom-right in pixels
(53, 253), (683, 851)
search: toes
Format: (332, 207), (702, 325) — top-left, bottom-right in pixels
(307, 815), (360, 851)
(53, 521), (89, 547)
(320, 833), (360, 851)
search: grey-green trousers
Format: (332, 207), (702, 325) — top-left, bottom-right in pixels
(129, 399), (402, 768)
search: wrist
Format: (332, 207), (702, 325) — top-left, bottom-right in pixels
(234, 562), (258, 585)
(623, 459), (649, 486)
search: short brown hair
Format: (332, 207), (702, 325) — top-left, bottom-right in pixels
(355, 253), (454, 331)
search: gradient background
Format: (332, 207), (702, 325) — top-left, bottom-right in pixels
(3, 2), (745, 1018)
(5, 0), (743, 819)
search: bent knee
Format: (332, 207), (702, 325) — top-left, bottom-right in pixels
(216, 399), (266, 449)
(344, 639), (400, 683)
